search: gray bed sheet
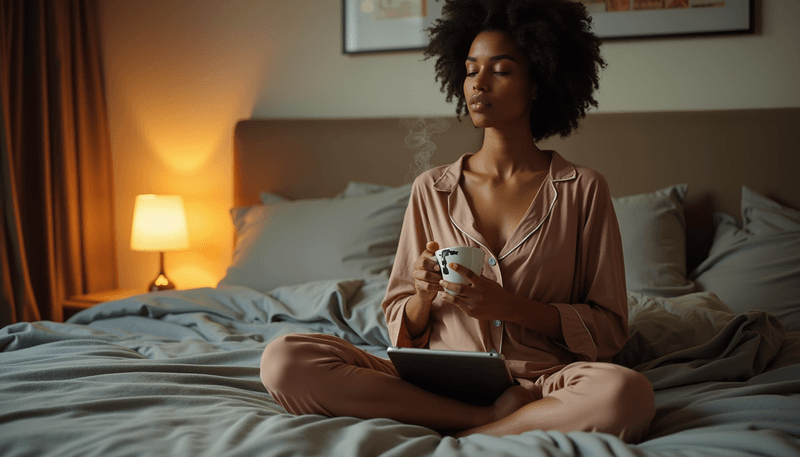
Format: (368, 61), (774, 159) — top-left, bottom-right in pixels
(1, 278), (798, 457)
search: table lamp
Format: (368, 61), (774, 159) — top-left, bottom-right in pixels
(130, 194), (190, 291)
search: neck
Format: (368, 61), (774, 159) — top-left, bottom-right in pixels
(471, 122), (549, 179)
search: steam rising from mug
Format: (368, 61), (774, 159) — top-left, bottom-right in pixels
(402, 118), (451, 180)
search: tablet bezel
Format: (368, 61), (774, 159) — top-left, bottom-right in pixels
(386, 347), (515, 406)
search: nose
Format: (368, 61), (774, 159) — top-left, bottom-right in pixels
(472, 69), (489, 92)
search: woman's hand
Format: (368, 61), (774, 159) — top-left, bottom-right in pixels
(437, 262), (515, 321)
(403, 241), (444, 340)
(411, 241), (443, 304)
(439, 262), (564, 340)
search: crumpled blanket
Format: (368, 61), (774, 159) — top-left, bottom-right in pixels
(615, 291), (785, 389)
(1, 280), (798, 457)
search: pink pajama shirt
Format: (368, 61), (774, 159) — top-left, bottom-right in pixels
(384, 151), (628, 383)
(262, 151), (655, 441)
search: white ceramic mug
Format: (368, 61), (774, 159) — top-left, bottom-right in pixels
(431, 246), (485, 295)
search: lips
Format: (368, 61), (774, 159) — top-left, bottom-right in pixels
(468, 94), (492, 110)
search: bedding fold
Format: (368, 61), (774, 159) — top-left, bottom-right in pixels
(1, 284), (798, 457)
(614, 292), (785, 389)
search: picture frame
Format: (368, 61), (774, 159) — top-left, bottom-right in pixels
(342, 0), (445, 54)
(341, 0), (754, 55)
(578, 0), (754, 40)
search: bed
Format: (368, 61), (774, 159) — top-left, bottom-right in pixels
(2, 108), (800, 456)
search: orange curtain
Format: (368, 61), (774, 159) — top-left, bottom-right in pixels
(0, 0), (117, 326)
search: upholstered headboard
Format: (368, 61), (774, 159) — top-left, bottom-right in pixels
(233, 117), (483, 204)
(234, 108), (800, 269)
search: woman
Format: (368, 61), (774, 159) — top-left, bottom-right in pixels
(261, 0), (655, 441)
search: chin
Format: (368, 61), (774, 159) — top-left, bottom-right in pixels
(467, 112), (491, 129)
(469, 110), (529, 132)
(469, 116), (502, 130)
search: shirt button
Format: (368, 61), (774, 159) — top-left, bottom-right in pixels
(488, 257), (497, 266)
(493, 319), (502, 328)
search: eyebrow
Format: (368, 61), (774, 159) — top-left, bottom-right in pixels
(466, 54), (517, 62)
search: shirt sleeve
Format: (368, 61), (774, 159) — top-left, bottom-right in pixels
(551, 175), (629, 362)
(381, 179), (432, 348)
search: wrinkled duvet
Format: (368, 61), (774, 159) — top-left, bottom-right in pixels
(1, 278), (799, 457)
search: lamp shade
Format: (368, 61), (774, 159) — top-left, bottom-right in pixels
(130, 194), (190, 252)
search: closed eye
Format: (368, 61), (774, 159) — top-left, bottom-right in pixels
(465, 71), (509, 77)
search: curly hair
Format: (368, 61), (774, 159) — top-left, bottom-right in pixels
(424, 0), (606, 142)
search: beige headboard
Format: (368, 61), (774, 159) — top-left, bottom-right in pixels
(234, 108), (800, 269)
(234, 117), (484, 204)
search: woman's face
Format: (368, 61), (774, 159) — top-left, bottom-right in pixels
(463, 30), (537, 130)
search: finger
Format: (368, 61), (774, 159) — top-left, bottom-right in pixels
(439, 279), (467, 296)
(415, 279), (443, 293)
(448, 262), (478, 283)
(415, 241), (441, 272)
(439, 292), (481, 317)
(437, 290), (458, 304)
(438, 291), (471, 314)
(425, 241), (440, 254)
(413, 256), (441, 272)
(413, 269), (444, 283)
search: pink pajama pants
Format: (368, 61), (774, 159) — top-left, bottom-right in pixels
(260, 333), (655, 442)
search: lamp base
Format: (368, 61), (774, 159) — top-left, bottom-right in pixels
(148, 273), (177, 291)
(147, 252), (177, 291)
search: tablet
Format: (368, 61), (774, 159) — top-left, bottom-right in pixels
(386, 347), (514, 406)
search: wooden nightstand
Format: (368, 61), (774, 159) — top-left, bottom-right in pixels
(62, 288), (146, 321)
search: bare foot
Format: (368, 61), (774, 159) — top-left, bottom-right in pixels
(491, 385), (535, 422)
(448, 386), (535, 438)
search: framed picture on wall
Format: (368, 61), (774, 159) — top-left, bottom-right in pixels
(579, 0), (754, 40)
(342, 0), (754, 54)
(342, 0), (446, 54)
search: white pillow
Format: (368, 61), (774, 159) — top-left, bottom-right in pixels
(220, 184), (412, 293)
(691, 187), (800, 331)
(612, 185), (695, 297)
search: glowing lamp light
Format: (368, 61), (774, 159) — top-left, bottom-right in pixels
(130, 194), (189, 291)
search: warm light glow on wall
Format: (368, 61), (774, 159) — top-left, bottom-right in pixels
(139, 104), (228, 176)
(147, 132), (217, 175)
(100, 0), (276, 290)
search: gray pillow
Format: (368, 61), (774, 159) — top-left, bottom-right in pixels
(259, 183), (392, 203)
(219, 184), (412, 293)
(612, 184), (695, 297)
(337, 181), (394, 198)
(690, 187), (800, 331)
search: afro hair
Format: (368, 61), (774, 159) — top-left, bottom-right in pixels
(424, 0), (606, 141)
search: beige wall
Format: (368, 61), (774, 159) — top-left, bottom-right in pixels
(100, 0), (800, 290)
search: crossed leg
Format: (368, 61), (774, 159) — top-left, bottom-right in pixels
(260, 333), (532, 431)
(260, 333), (654, 442)
(456, 361), (656, 442)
